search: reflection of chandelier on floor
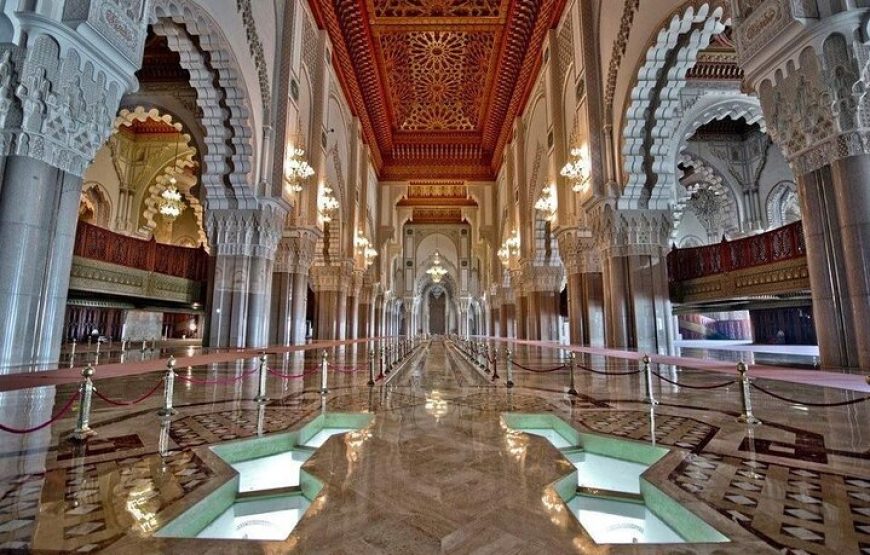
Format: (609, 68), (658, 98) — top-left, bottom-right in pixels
(426, 250), (448, 283)
(158, 175), (185, 221)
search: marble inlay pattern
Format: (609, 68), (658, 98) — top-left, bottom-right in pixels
(0, 339), (865, 553)
(575, 409), (719, 453)
(671, 453), (870, 554)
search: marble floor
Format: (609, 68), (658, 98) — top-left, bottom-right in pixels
(0, 338), (867, 553)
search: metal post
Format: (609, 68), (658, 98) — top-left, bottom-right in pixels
(71, 364), (97, 441)
(368, 350), (376, 386)
(491, 347), (500, 380)
(484, 345), (492, 374)
(737, 361), (762, 425)
(320, 350), (329, 394)
(506, 349), (514, 388)
(254, 353), (269, 404)
(70, 338), (77, 368)
(95, 338), (102, 358)
(157, 356), (177, 417)
(568, 352), (578, 396)
(141, 339), (147, 353)
(380, 346), (386, 378)
(642, 354), (658, 405)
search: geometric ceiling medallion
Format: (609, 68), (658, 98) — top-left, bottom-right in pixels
(310, 0), (567, 179)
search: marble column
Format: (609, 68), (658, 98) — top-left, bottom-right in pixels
(0, 157), (82, 367)
(0, 6), (146, 369)
(246, 254), (272, 347)
(270, 271), (294, 345)
(734, 5), (870, 369)
(578, 272), (605, 346)
(290, 272), (310, 344)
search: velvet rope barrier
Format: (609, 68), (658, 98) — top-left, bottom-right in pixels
(94, 378), (165, 406)
(175, 367), (258, 385)
(0, 391), (81, 434)
(649, 368), (737, 390)
(750, 383), (870, 407)
(511, 361), (567, 373)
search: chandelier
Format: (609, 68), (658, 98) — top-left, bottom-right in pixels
(355, 229), (378, 268)
(283, 146), (314, 193)
(426, 250), (448, 283)
(318, 183), (339, 222)
(534, 183), (557, 221)
(560, 146), (590, 192)
(158, 176), (185, 221)
(498, 228), (520, 265)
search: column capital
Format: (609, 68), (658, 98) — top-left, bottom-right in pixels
(735, 6), (870, 175)
(557, 227), (601, 274)
(591, 205), (672, 257)
(275, 227), (318, 273)
(0, 5), (149, 176)
(207, 202), (287, 259)
(309, 258), (354, 292)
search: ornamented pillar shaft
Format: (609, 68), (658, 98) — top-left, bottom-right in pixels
(735, 4), (870, 368)
(594, 207), (674, 355)
(207, 204), (285, 349)
(271, 230), (317, 345)
(0, 4), (148, 369)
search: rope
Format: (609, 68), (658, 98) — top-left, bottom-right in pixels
(176, 367), (258, 385)
(0, 391), (81, 434)
(576, 364), (642, 376)
(94, 378), (165, 406)
(512, 361), (567, 373)
(267, 366), (318, 380)
(750, 383), (870, 407)
(649, 369), (736, 390)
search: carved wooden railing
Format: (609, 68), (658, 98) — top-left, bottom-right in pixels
(668, 222), (809, 303)
(73, 222), (209, 282)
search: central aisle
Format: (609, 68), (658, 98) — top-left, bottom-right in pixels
(398, 338), (488, 391)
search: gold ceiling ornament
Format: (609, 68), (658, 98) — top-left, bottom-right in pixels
(560, 146), (590, 192)
(283, 145), (315, 194)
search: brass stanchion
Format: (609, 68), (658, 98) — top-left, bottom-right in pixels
(568, 352), (578, 396)
(736, 361), (762, 425)
(506, 349), (514, 388)
(254, 353), (269, 404)
(320, 351), (329, 394)
(157, 356), (178, 417)
(642, 354), (658, 405)
(71, 364), (97, 441)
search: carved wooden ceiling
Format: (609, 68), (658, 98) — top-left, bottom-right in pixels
(308, 0), (566, 180)
(396, 180), (478, 207)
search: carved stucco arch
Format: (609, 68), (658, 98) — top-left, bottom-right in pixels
(80, 181), (113, 228)
(664, 92), (765, 206)
(115, 107), (208, 247)
(150, 0), (257, 209)
(673, 154), (741, 242)
(766, 180), (801, 228)
(621, 1), (729, 209)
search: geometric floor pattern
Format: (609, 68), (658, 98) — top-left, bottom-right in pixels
(0, 340), (866, 553)
(671, 452), (870, 554)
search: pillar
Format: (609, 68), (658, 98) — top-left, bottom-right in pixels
(0, 7), (146, 369)
(735, 6), (870, 368)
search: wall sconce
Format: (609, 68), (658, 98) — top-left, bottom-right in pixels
(560, 146), (590, 192)
(283, 146), (314, 194)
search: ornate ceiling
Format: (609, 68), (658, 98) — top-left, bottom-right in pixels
(309, 0), (566, 180)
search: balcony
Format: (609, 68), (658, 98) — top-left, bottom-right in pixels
(69, 222), (209, 304)
(668, 222), (810, 305)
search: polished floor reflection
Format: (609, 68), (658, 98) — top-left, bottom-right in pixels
(0, 338), (866, 553)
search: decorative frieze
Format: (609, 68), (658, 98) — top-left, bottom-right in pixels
(591, 206), (672, 257)
(274, 229), (318, 273)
